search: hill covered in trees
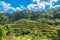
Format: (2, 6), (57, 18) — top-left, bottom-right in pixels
(0, 8), (60, 40)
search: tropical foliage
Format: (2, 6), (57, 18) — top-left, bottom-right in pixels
(0, 7), (60, 40)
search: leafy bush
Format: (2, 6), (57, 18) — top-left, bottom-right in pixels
(0, 25), (8, 40)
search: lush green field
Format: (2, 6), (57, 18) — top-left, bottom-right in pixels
(0, 8), (60, 40)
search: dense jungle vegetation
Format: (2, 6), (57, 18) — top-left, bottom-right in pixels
(0, 7), (60, 40)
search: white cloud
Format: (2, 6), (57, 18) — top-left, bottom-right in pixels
(8, 3), (11, 6)
(55, 5), (60, 7)
(27, 0), (59, 10)
(10, 7), (16, 11)
(0, 1), (16, 11)
(50, 0), (58, 3)
(16, 7), (22, 10)
(0, 1), (11, 11)
(27, 4), (37, 10)
(0, 1), (22, 12)
(51, 5), (60, 8)
(38, 3), (45, 9)
(27, 2), (46, 10)
(20, 5), (27, 9)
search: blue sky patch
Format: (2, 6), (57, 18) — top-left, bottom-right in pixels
(0, 0), (60, 12)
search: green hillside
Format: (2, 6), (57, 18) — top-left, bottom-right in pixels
(0, 8), (60, 40)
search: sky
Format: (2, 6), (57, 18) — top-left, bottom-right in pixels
(0, 0), (60, 13)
